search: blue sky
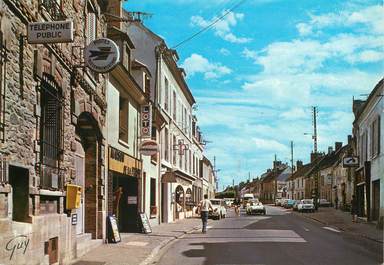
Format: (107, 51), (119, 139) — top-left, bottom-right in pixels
(124, 0), (384, 190)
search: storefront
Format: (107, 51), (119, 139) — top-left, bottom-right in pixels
(108, 147), (142, 232)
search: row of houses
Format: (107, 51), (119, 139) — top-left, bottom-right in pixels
(0, 1), (216, 264)
(242, 79), (383, 228)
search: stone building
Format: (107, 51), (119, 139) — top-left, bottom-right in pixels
(0, 0), (108, 263)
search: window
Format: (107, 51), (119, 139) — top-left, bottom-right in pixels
(164, 77), (169, 111)
(0, 31), (6, 143)
(173, 91), (177, 120)
(173, 135), (177, 165)
(86, 5), (96, 45)
(150, 178), (156, 207)
(371, 116), (380, 157)
(151, 127), (157, 163)
(164, 128), (169, 161)
(144, 74), (150, 97)
(41, 0), (66, 20)
(119, 96), (129, 143)
(123, 45), (131, 71)
(40, 74), (63, 189)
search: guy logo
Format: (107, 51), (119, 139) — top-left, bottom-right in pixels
(5, 235), (30, 260)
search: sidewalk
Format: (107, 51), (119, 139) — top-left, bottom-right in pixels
(293, 207), (383, 243)
(70, 218), (201, 265)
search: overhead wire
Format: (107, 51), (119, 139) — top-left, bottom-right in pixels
(171, 0), (247, 49)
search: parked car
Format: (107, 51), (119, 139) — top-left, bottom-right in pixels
(280, 199), (289, 207)
(298, 199), (315, 212)
(318, 199), (332, 207)
(246, 200), (266, 215)
(209, 199), (227, 219)
(292, 200), (300, 211)
(284, 199), (295, 208)
(275, 198), (282, 206)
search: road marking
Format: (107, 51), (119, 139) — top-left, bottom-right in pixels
(303, 227), (310, 231)
(125, 241), (149, 246)
(323, 226), (341, 233)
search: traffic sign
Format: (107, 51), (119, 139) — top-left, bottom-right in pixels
(343, 156), (359, 167)
(139, 140), (159, 156)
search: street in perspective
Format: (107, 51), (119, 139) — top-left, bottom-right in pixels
(0, 0), (383, 265)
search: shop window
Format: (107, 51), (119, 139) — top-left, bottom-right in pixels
(185, 188), (192, 211)
(39, 74), (64, 190)
(119, 96), (129, 143)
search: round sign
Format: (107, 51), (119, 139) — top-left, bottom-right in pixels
(84, 38), (120, 73)
(139, 140), (159, 156)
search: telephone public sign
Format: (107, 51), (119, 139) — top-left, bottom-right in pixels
(27, 21), (73, 44)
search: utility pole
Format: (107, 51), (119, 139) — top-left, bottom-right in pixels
(248, 171), (251, 182)
(312, 106), (319, 210)
(274, 154), (277, 203)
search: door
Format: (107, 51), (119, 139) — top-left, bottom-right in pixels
(356, 184), (365, 217)
(75, 141), (85, 235)
(9, 166), (29, 222)
(114, 175), (139, 232)
(161, 183), (167, 223)
(372, 180), (380, 221)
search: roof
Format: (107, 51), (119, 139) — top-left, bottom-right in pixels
(262, 167), (286, 183)
(306, 144), (350, 176)
(287, 161), (316, 181)
(353, 78), (383, 123)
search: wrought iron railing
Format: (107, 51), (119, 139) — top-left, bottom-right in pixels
(40, 0), (66, 20)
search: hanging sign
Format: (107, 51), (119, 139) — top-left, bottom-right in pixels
(141, 105), (152, 138)
(27, 21), (74, 44)
(139, 140), (159, 156)
(343, 156), (359, 167)
(84, 38), (120, 73)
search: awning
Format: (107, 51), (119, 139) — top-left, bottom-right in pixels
(161, 170), (194, 186)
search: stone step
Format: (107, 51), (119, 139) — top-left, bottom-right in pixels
(76, 233), (103, 258)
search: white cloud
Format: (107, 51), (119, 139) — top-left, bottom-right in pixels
(242, 47), (258, 61)
(280, 108), (307, 120)
(252, 138), (289, 152)
(296, 5), (384, 36)
(219, 48), (231, 56)
(181, 53), (232, 79)
(190, 10), (252, 43)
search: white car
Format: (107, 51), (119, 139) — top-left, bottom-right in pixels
(209, 199), (227, 219)
(246, 200), (266, 215)
(298, 199), (315, 212)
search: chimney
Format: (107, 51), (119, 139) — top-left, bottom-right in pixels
(311, 152), (321, 162)
(296, 160), (303, 169)
(348, 135), (352, 145)
(353, 99), (365, 117)
(328, 146), (333, 154)
(335, 142), (342, 151)
(273, 160), (282, 169)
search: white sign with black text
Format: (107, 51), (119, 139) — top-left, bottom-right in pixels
(84, 38), (120, 73)
(28, 21), (73, 44)
(141, 105), (152, 138)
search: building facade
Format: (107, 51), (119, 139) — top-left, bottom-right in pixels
(0, 0), (108, 263)
(353, 79), (383, 224)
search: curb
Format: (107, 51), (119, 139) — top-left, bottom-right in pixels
(295, 212), (383, 244)
(139, 225), (200, 265)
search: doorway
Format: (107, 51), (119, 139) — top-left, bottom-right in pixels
(372, 180), (380, 221)
(113, 174), (139, 232)
(161, 183), (167, 223)
(9, 165), (29, 222)
(356, 184), (365, 217)
(74, 139), (85, 235)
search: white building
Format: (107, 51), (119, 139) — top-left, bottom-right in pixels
(353, 78), (383, 225)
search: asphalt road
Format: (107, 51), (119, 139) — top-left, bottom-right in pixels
(156, 206), (383, 265)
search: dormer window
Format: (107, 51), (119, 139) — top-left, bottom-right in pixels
(123, 44), (131, 71)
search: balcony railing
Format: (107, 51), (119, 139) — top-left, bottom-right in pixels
(40, 0), (66, 20)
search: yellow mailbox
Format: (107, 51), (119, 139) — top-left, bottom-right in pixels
(66, 184), (82, 209)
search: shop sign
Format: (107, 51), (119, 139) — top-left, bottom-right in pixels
(127, 196), (137, 205)
(28, 21), (73, 44)
(109, 147), (142, 177)
(343, 156), (359, 167)
(139, 140), (159, 156)
(141, 105), (152, 138)
(84, 38), (120, 73)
